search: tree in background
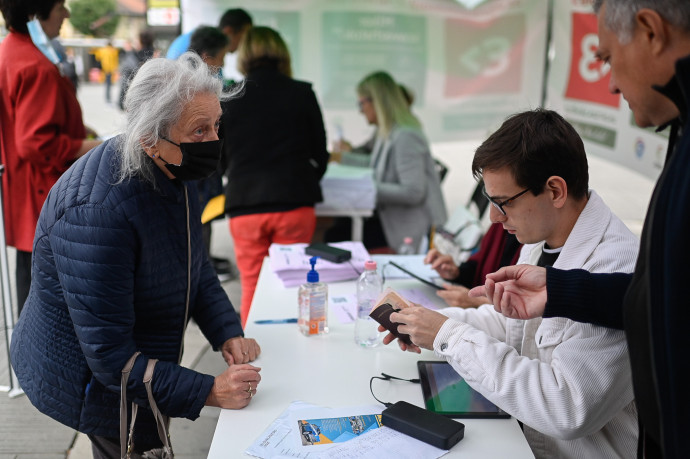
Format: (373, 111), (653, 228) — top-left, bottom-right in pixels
(69, 0), (119, 38)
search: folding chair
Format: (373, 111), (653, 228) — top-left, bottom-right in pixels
(466, 178), (490, 219)
(431, 179), (488, 264)
(433, 158), (449, 183)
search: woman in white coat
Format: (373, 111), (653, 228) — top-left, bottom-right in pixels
(335, 71), (446, 252)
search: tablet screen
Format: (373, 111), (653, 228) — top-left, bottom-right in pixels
(388, 261), (444, 290)
(417, 361), (510, 419)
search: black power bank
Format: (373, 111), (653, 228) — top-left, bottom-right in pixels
(304, 243), (351, 263)
(382, 401), (465, 450)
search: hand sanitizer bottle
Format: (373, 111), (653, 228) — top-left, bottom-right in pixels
(298, 256), (329, 336)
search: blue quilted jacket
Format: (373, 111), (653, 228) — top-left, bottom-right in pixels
(11, 137), (243, 443)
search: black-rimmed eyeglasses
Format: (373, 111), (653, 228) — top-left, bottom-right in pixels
(482, 187), (530, 216)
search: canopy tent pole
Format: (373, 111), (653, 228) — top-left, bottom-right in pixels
(0, 165), (22, 397)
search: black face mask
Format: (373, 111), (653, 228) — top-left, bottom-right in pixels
(158, 137), (223, 181)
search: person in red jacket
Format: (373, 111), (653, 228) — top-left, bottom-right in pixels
(0, 0), (101, 316)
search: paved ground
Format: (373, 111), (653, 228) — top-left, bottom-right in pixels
(1, 81), (656, 458)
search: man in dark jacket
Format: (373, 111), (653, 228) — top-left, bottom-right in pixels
(472, 1), (690, 457)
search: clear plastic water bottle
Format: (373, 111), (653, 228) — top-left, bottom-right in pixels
(398, 237), (416, 255)
(354, 260), (383, 347)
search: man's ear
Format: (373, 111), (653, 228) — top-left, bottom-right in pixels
(545, 176), (568, 209)
(635, 8), (670, 56)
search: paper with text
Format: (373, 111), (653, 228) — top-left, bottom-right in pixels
(320, 426), (448, 458)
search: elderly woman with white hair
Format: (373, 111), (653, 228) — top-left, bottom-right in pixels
(10, 53), (261, 458)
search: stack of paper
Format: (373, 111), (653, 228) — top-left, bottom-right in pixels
(268, 241), (370, 287)
(316, 163), (376, 211)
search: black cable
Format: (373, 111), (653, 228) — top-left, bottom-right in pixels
(369, 372), (420, 407)
(369, 376), (393, 407)
(382, 372), (420, 383)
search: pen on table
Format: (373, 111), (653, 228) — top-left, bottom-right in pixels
(254, 318), (298, 324)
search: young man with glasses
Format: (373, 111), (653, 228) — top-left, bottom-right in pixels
(383, 109), (639, 458)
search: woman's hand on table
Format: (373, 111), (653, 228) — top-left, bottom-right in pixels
(329, 139), (354, 163)
(329, 151), (343, 163)
(222, 336), (261, 365)
(424, 249), (460, 280)
(437, 284), (487, 308)
(206, 364), (262, 409)
(331, 139), (352, 153)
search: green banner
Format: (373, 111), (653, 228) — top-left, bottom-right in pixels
(569, 119), (617, 148)
(321, 12), (426, 108)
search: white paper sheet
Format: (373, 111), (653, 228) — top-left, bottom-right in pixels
(316, 163), (376, 211)
(320, 426), (448, 459)
(330, 293), (358, 324)
(246, 402), (449, 459)
(245, 401), (318, 458)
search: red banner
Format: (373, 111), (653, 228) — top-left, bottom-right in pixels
(565, 12), (619, 107)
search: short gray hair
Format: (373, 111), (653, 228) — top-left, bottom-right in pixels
(593, 0), (690, 43)
(116, 52), (239, 183)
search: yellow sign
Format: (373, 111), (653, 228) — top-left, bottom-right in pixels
(149, 0), (179, 8)
(201, 195), (226, 224)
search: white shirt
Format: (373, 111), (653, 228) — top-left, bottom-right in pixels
(433, 191), (639, 458)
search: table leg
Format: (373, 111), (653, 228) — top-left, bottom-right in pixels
(351, 216), (363, 242)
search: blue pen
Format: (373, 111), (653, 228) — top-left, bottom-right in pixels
(254, 318), (298, 324)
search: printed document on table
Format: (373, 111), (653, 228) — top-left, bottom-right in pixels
(320, 426), (448, 459)
(330, 293), (357, 324)
(245, 401), (317, 458)
(246, 402), (448, 458)
(246, 402), (381, 458)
